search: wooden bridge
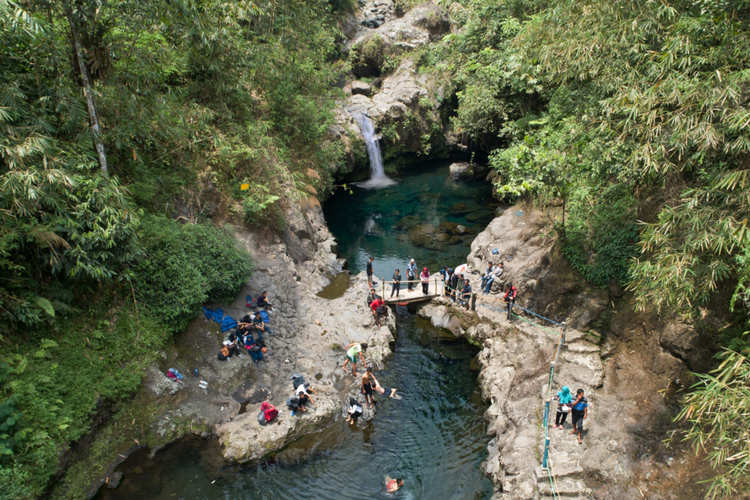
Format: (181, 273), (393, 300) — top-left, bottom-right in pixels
(379, 278), (445, 305)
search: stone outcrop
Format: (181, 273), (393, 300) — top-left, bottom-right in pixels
(449, 161), (474, 179)
(417, 205), (695, 500)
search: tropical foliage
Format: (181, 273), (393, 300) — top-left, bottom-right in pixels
(423, 0), (750, 495)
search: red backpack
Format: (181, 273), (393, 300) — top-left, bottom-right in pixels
(260, 402), (278, 424)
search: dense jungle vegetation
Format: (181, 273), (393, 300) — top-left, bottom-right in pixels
(420, 0), (750, 497)
(0, 0), (349, 496)
(2, 0), (750, 497)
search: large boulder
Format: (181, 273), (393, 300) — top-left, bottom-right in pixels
(351, 81), (373, 96)
(449, 162), (473, 179)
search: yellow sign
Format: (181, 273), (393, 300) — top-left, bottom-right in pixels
(240, 183), (249, 191)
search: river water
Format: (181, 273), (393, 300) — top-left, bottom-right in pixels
(95, 162), (495, 500)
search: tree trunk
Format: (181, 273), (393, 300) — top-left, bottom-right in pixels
(64, 2), (108, 174)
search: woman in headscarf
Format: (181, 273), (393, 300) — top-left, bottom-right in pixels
(420, 267), (430, 295)
(552, 386), (573, 429)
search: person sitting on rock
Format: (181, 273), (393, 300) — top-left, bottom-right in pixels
(483, 262), (503, 295)
(253, 311), (273, 337)
(296, 383), (318, 406)
(366, 287), (379, 308)
(243, 333), (267, 362)
(480, 262), (493, 290)
(346, 397), (363, 425)
(256, 290), (274, 311)
(370, 296), (386, 328)
(342, 342), (368, 376)
(218, 340), (240, 361)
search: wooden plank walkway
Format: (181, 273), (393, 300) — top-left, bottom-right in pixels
(379, 279), (445, 305)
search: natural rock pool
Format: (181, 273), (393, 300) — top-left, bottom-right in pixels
(94, 162), (496, 499)
(324, 161), (499, 275)
(94, 313), (492, 500)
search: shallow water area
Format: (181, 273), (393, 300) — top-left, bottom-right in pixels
(325, 161), (498, 276)
(315, 272), (351, 300)
(94, 313), (493, 500)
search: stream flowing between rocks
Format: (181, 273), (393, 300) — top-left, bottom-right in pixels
(94, 162), (495, 500)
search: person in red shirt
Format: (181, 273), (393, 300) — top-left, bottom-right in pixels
(370, 297), (386, 328)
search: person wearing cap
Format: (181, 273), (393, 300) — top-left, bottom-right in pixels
(406, 259), (417, 292)
(420, 267), (430, 295)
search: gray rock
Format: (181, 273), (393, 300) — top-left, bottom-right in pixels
(106, 472), (122, 489)
(607, 277), (624, 297)
(351, 81), (373, 96)
(449, 162), (473, 179)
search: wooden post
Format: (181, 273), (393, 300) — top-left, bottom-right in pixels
(382, 277), (385, 300)
(434, 277), (437, 295)
(471, 293), (476, 311)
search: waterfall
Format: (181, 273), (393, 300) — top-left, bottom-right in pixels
(353, 113), (396, 189)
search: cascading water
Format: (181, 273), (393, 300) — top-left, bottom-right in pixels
(353, 113), (397, 189)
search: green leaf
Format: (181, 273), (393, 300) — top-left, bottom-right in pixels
(34, 297), (55, 317)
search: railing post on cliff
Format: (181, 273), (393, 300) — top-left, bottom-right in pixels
(542, 397), (551, 470)
(382, 277), (385, 300)
(471, 292), (476, 311)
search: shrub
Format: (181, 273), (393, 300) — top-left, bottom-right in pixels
(132, 216), (253, 332)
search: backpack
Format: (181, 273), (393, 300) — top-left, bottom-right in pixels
(261, 402), (278, 423)
(257, 411), (267, 425)
(286, 396), (301, 409)
(246, 295), (256, 308)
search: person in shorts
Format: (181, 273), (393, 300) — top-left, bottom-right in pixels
(569, 388), (588, 444)
(366, 256), (374, 288)
(361, 367), (376, 409)
(342, 342), (368, 376)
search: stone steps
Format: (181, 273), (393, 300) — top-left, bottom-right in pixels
(537, 475), (592, 498)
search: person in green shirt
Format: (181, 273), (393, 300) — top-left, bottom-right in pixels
(342, 342), (368, 376)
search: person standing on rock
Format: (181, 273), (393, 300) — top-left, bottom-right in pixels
(420, 267), (430, 295)
(552, 386), (573, 429)
(391, 269), (401, 298)
(367, 256), (375, 288)
(450, 270), (460, 302)
(343, 342), (368, 376)
(503, 282), (517, 319)
(361, 367), (376, 409)
(440, 266), (454, 298)
(460, 279), (473, 311)
(569, 388), (588, 444)
(406, 259), (417, 292)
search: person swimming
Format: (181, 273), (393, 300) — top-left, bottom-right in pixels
(386, 477), (404, 493)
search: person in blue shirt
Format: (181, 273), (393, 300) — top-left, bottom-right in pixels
(569, 388), (588, 444)
(552, 386), (573, 429)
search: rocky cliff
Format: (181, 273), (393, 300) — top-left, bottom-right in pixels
(416, 207), (702, 500)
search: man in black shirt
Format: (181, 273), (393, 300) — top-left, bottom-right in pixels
(461, 280), (472, 311)
(366, 256), (374, 288)
(450, 272), (460, 302)
(391, 269), (401, 298)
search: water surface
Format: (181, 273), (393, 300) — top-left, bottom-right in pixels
(324, 161), (498, 276)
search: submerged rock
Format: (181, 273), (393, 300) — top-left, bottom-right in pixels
(448, 202), (473, 215)
(395, 215), (422, 230)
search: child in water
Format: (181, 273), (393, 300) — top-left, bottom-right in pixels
(386, 477), (404, 493)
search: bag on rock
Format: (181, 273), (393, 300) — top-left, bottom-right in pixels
(261, 401), (278, 423)
(257, 411), (267, 425)
(291, 374), (305, 390)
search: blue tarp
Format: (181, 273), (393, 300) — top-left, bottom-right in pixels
(220, 315), (238, 332)
(203, 307), (224, 323)
(203, 307), (237, 332)
(259, 310), (270, 323)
